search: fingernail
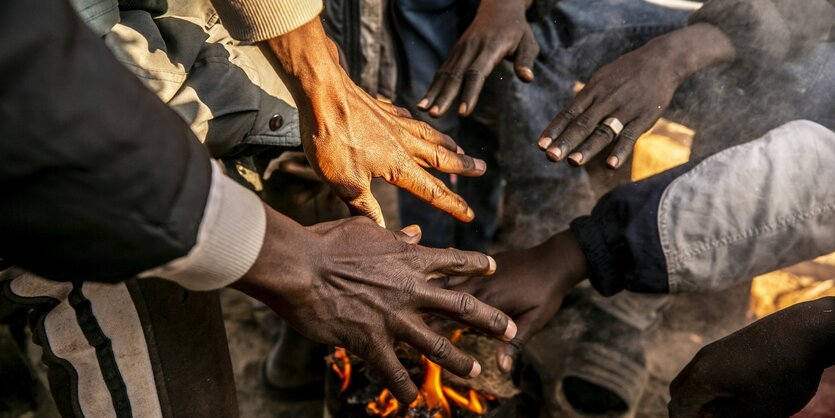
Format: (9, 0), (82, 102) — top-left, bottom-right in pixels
(567, 152), (583, 166)
(417, 98), (429, 109)
(469, 361), (482, 378)
(504, 320), (517, 341)
(546, 148), (562, 162)
(456, 146), (465, 155)
(486, 256), (496, 274)
(402, 224), (422, 237)
(521, 67), (534, 81)
(537, 137), (553, 150)
(466, 207), (475, 220)
(606, 155), (619, 168)
(430, 106), (440, 116)
(500, 355), (513, 372)
(459, 102), (468, 115)
(474, 159), (486, 172)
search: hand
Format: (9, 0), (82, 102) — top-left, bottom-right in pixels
(233, 210), (517, 404)
(447, 230), (587, 373)
(417, 0), (539, 118)
(268, 19), (486, 227)
(538, 23), (736, 169)
(669, 298), (835, 418)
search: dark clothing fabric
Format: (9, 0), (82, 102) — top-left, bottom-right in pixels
(0, 0), (211, 281)
(570, 162), (696, 296)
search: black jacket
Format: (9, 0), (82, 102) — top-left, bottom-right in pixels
(0, 0), (211, 281)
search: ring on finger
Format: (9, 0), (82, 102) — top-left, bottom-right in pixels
(600, 117), (624, 137)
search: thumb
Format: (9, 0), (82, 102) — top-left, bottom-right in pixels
(342, 188), (387, 228)
(395, 224), (423, 245)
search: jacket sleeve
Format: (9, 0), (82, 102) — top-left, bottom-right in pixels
(689, 0), (835, 80)
(571, 120), (835, 296)
(0, 0), (265, 289)
(211, 0), (324, 42)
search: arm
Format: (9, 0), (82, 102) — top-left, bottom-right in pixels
(212, 2), (487, 226)
(452, 120), (835, 371)
(0, 0), (262, 285)
(689, 0), (835, 80)
(670, 297), (835, 417)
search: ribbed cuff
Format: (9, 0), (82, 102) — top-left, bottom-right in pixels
(213, 0), (324, 42)
(139, 162), (266, 291)
(570, 216), (625, 297)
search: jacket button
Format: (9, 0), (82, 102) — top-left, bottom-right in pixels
(269, 114), (284, 131)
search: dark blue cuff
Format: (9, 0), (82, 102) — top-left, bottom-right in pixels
(570, 161), (698, 296)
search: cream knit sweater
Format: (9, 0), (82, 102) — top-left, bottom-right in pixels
(212, 0), (324, 42)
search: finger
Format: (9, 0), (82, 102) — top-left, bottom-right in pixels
(419, 72), (448, 111)
(566, 125), (617, 166)
(418, 287), (516, 341)
(340, 188), (387, 228)
(606, 116), (655, 169)
(397, 320), (480, 379)
(458, 48), (506, 116)
(391, 162), (474, 222)
(394, 224), (423, 245)
(513, 31), (539, 83)
(458, 69), (488, 117)
(371, 346), (419, 404)
(406, 139), (486, 177)
(546, 102), (614, 163)
(399, 118), (458, 152)
(495, 311), (540, 373)
(278, 160), (321, 181)
(421, 247), (496, 277)
(537, 91), (594, 152)
(377, 100), (413, 118)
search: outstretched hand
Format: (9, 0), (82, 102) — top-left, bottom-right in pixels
(447, 230), (587, 372)
(538, 23), (736, 169)
(234, 212), (517, 404)
(418, 0), (539, 118)
(268, 18), (487, 226)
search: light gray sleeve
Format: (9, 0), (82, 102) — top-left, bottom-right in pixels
(660, 120), (835, 293)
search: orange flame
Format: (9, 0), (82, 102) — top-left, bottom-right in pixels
(331, 347), (352, 393)
(365, 329), (489, 417)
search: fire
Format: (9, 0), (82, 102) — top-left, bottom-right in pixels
(331, 347), (352, 393)
(366, 329), (489, 417)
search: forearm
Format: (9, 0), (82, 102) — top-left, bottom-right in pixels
(0, 0), (212, 281)
(571, 120), (835, 296)
(689, 0), (835, 78)
(646, 23), (737, 83)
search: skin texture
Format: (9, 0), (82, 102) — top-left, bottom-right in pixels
(447, 230), (587, 372)
(538, 23), (737, 169)
(266, 18), (486, 226)
(231, 206), (517, 404)
(669, 297), (835, 418)
(418, 0), (538, 118)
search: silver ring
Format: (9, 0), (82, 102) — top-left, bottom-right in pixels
(600, 117), (624, 137)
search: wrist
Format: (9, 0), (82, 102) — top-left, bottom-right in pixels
(538, 230), (588, 294)
(231, 207), (320, 305)
(265, 18), (346, 106)
(650, 23), (737, 83)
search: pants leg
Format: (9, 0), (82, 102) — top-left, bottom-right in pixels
(0, 270), (238, 418)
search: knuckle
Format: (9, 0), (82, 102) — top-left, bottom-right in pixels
(561, 107), (581, 121)
(391, 368), (411, 388)
(464, 68), (485, 80)
(457, 294), (476, 317)
(433, 145), (450, 168)
(572, 114), (595, 131)
(432, 337), (452, 360)
(417, 121), (434, 139)
(425, 184), (446, 203)
(491, 310), (505, 332)
(449, 250), (468, 268)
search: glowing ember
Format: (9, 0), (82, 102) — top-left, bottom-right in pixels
(332, 347), (352, 393)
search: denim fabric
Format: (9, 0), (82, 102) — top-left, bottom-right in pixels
(661, 121), (835, 292)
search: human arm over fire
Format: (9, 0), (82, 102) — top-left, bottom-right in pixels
(211, 1), (486, 226)
(452, 120), (835, 370)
